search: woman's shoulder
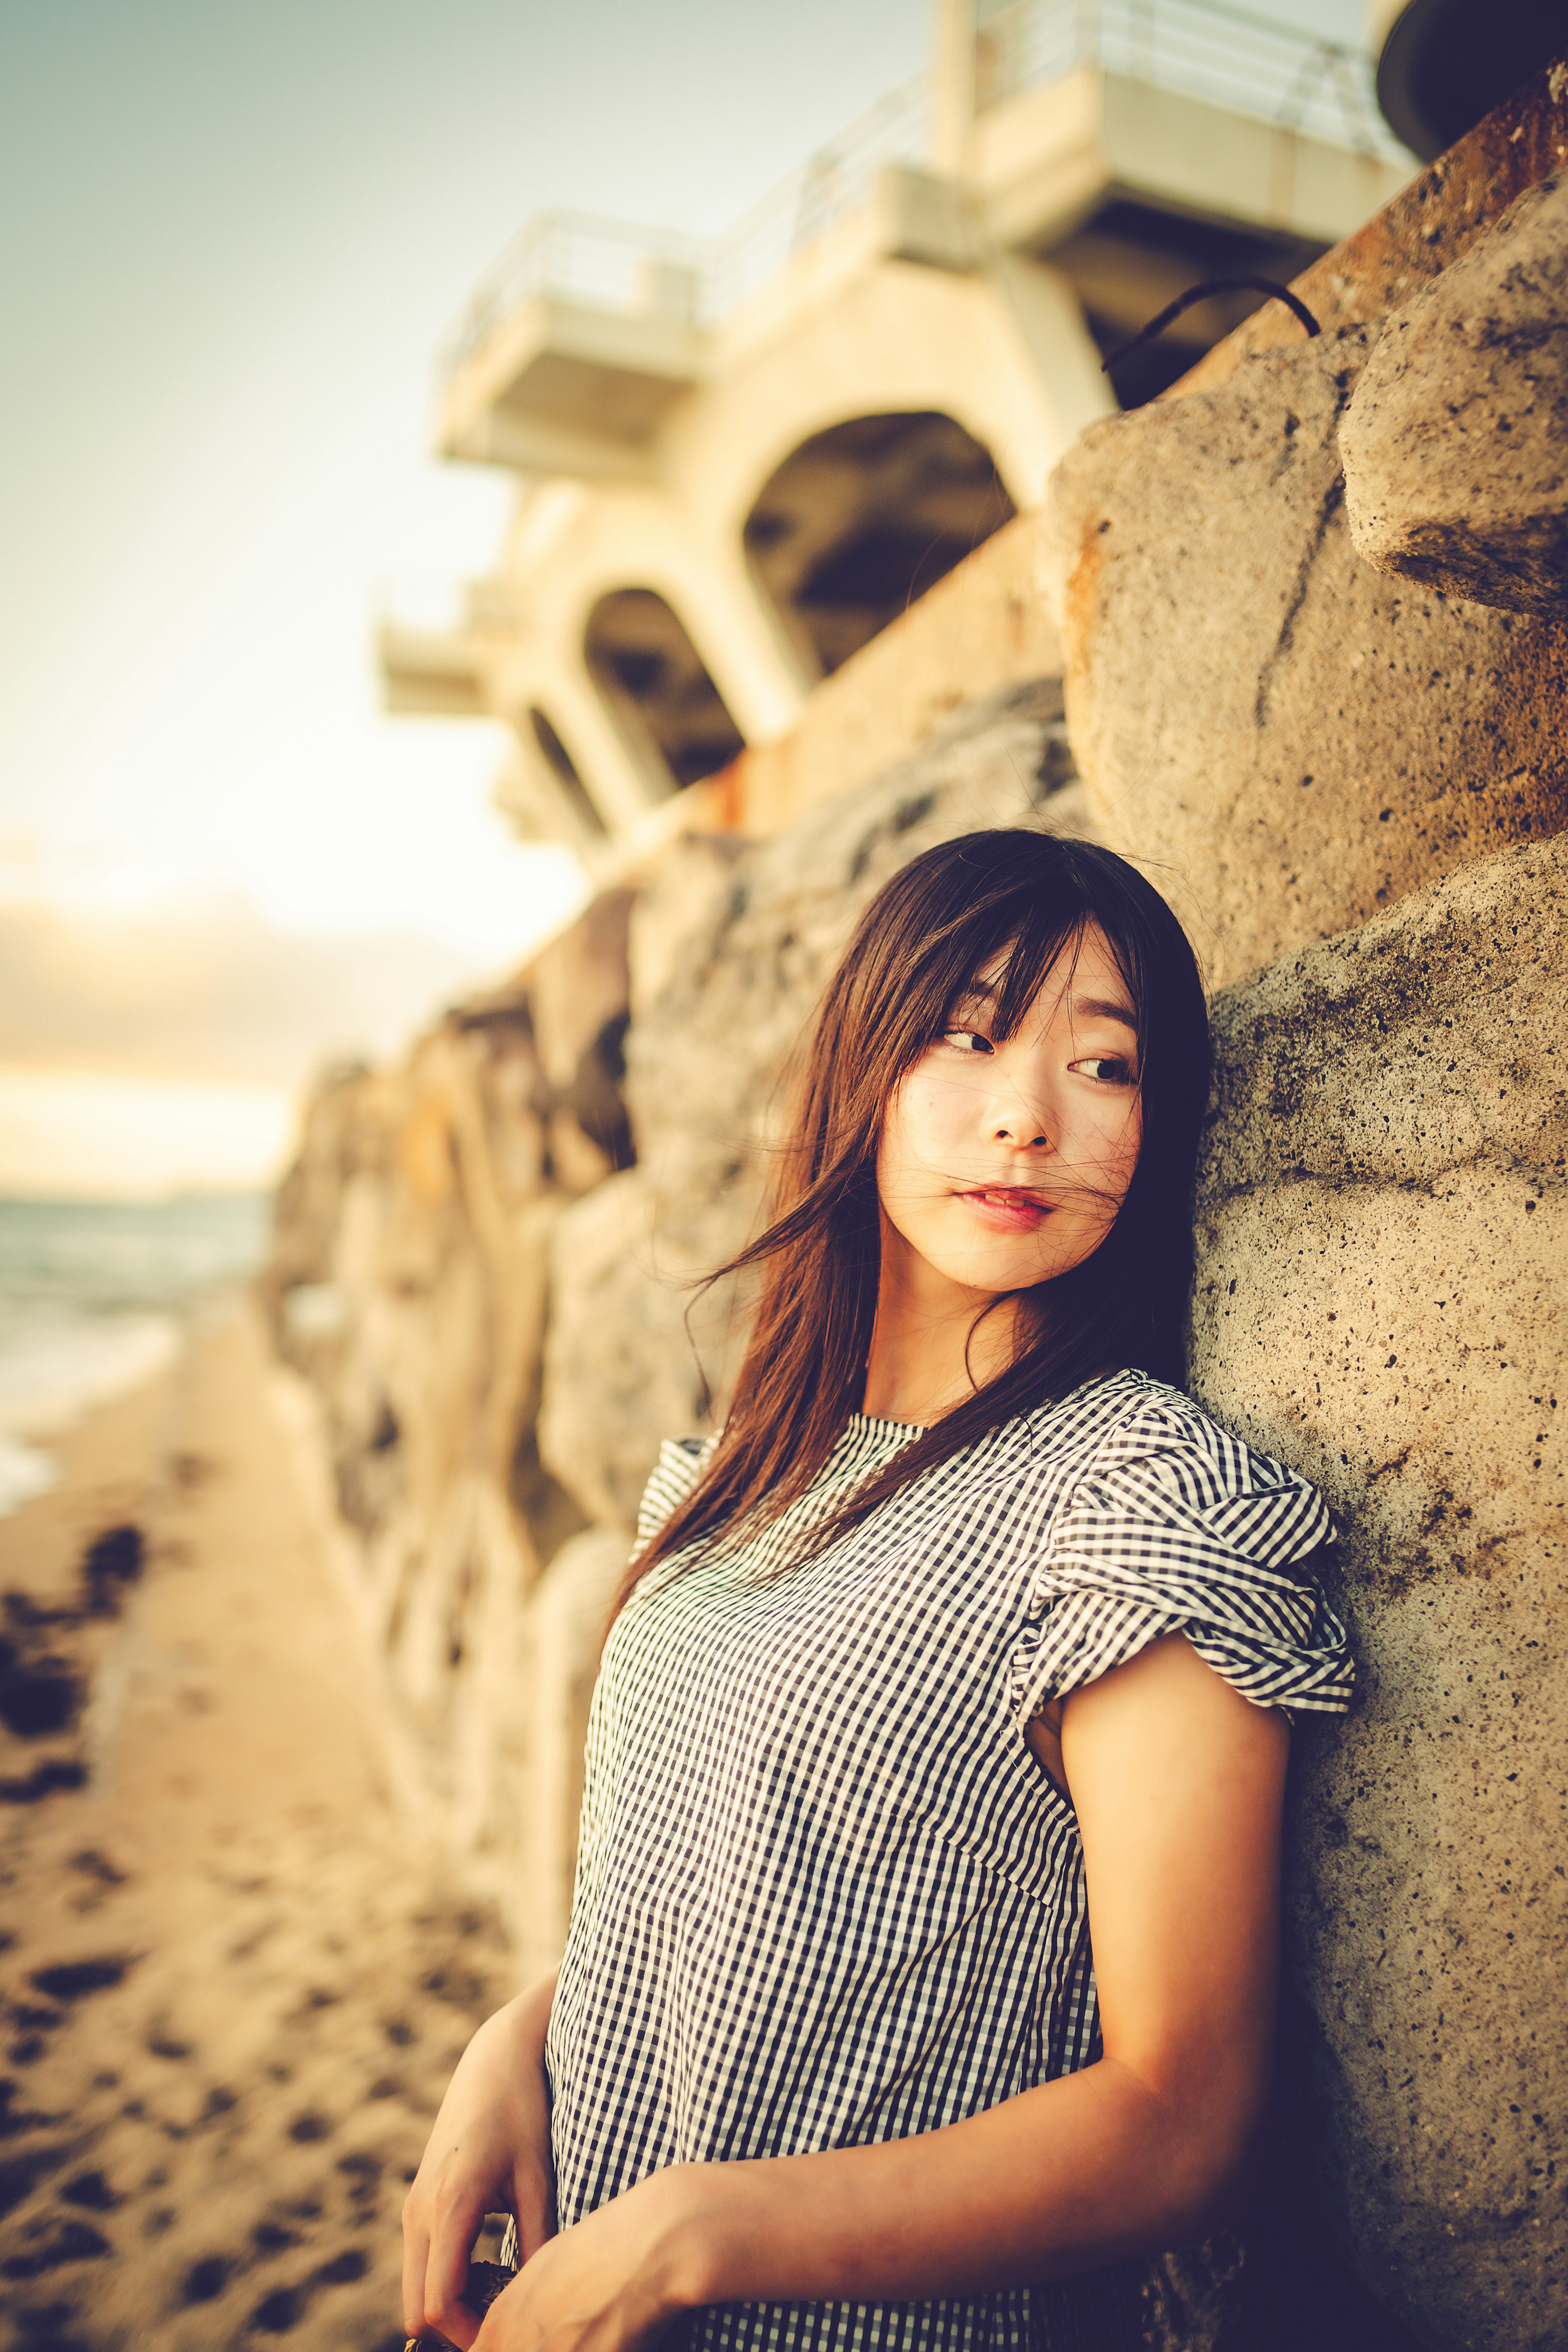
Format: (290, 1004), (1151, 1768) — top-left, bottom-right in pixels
(1030, 1369), (1324, 1506)
(634, 1431), (717, 1549)
(1020, 1369), (1336, 1594)
(1009, 1372), (1351, 1720)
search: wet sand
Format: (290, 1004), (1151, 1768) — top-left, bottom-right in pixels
(0, 1297), (510, 2351)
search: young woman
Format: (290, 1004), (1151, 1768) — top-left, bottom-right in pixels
(403, 830), (1352, 2352)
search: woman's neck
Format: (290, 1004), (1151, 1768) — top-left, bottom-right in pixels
(861, 1219), (1023, 1426)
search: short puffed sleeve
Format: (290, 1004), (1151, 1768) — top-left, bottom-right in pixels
(632, 1433), (715, 1556)
(1008, 1393), (1353, 1727)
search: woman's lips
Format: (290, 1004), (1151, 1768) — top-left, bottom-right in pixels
(956, 1188), (1053, 1231)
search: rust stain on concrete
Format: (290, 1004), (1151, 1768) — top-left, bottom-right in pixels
(1062, 515), (1104, 696)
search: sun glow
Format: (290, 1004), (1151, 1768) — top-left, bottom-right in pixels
(0, 1074), (296, 1201)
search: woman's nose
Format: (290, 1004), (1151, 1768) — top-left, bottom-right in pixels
(984, 1060), (1053, 1149)
(992, 1115), (1050, 1149)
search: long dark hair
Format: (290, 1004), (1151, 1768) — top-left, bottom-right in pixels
(615, 830), (1210, 1611)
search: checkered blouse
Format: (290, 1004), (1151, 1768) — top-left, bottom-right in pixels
(543, 1370), (1353, 2352)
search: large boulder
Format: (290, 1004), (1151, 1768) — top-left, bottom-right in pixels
(527, 886), (636, 1193)
(537, 1169), (719, 1532)
(1340, 175), (1568, 617)
(537, 679), (1093, 1527)
(1040, 329), (1568, 992)
(269, 1011), (581, 1906)
(1190, 832), (1568, 2350)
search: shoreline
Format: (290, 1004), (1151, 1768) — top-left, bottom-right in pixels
(0, 1295), (510, 2349)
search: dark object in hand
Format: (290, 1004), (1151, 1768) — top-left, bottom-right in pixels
(404, 2258), (515, 2350)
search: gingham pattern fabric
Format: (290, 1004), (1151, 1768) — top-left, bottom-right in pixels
(544, 1369), (1352, 2352)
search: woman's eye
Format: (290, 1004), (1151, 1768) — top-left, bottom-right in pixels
(941, 1028), (993, 1054)
(1068, 1055), (1135, 1084)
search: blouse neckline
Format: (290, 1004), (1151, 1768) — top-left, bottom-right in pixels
(844, 1409), (927, 1440)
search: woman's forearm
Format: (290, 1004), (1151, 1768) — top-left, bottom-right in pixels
(509, 1966), (558, 2058)
(651, 2050), (1249, 2310)
(492, 1967), (559, 2234)
(402, 1966), (561, 2343)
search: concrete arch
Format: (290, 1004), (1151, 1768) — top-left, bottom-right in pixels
(742, 409), (1018, 681)
(663, 252), (1113, 574)
(528, 708), (609, 842)
(498, 647), (655, 837)
(434, 252), (1120, 849)
(583, 589), (746, 794)
(494, 485), (809, 759)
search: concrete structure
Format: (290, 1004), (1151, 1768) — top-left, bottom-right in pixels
(380, 0), (1415, 865)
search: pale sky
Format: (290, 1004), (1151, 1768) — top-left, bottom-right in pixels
(0, 0), (1368, 1195)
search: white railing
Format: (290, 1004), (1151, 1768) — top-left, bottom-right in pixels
(445, 1), (1399, 369)
(448, 214), (710, 365)
(975, 0), (1400, 158)
(446, 77), (928, 366)
(706, 75), (929, 320)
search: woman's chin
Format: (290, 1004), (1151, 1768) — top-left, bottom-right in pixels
(924, 1233), (1082, 1298)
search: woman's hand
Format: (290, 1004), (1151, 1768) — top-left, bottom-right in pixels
(471, 2167), (707, 2352)
(403, 1971), (559, 2350)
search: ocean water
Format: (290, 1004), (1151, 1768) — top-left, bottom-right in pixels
(0, 1193), (271, 1517)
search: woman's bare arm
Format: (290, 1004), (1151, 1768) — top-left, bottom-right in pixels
(460, 1636), (1288, 2350)
(402, 1967), (558, 2346)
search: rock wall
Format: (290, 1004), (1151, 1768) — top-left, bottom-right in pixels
(268, 69), (1567, 2352)
(265, 900), (635, 1972)
(1339, 173), (1568, 615)
(1029, 110), (1566, 2343)
(1040, 322), (1568, 991)
(1191, 836), (1566, 2351)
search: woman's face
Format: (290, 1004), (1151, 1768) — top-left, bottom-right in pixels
(875, 923), (1143, 1302)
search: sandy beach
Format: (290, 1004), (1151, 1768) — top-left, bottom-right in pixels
(0, 1295), (510, 2352)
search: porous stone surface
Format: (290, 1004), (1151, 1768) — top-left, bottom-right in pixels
(1340, 175), (1568, 616)
(1189, 832), (1568, 2351)
(1040, 328), (1568, 991)
(537, 678), (1094, 1529)
(538, 1168), (722, 1534)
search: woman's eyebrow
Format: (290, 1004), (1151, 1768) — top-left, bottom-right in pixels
(955, 981), (1138, 1031)
(1070, 994), (1138, 1033)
